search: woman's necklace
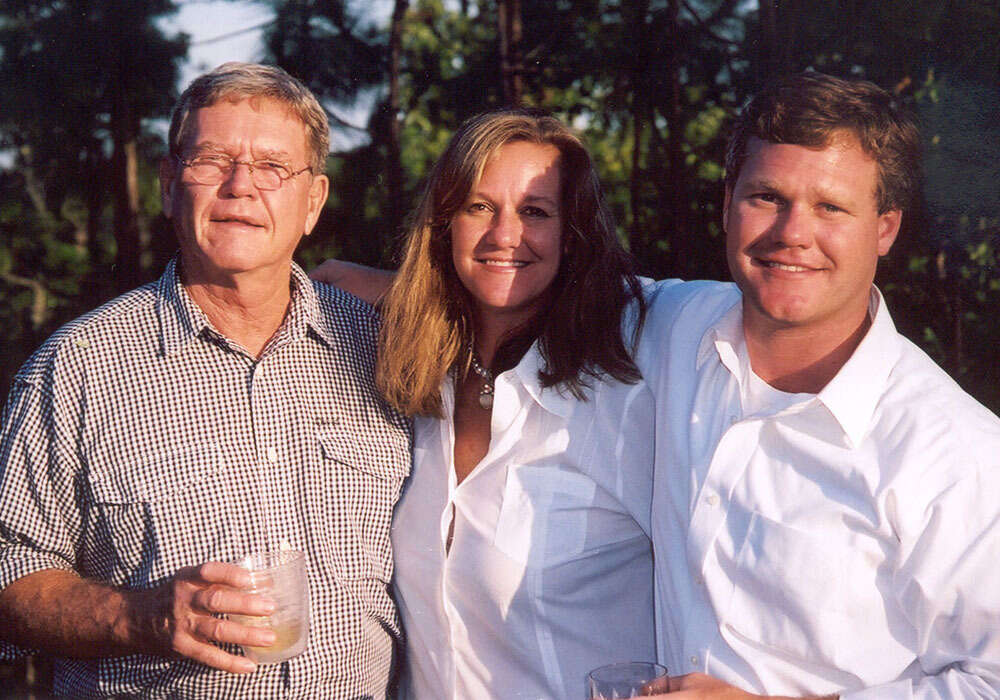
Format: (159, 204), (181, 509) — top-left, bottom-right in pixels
(468, 346), (495, 410)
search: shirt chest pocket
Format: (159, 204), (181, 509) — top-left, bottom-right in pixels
(493, 465), (597, 568)
(724, 511), (889, 675)
(308, 431), (408, 583)
(88, 443), (232, 585)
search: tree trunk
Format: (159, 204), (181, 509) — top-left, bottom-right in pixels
(2, 271), (49, 330)
(111, 91), (143, 295)
(758, 0), (796, 79)
(628, 0), (651, 259)
(18, 144), (57, 229)
(664, 0), (689, 276)
(498, 0), (523, 106)
(385, 0), (410, 255)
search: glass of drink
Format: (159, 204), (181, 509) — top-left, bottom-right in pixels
(231, 549), (310, 664)
(587, 661), (669, 698)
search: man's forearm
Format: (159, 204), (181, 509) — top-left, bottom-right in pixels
(0, 569), (164, 658)
(308, 259), (394, 305)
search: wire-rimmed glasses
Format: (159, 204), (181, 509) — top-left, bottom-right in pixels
(175, 154), (313, 191)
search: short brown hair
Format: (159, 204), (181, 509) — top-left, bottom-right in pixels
(168, 62), (329, 173)
(725, 72), (922, 214)
(377, 108), (645, 417)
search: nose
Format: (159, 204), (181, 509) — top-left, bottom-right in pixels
(487, 208), (523, 248)
(769, 203), (813, 248)
(218, 160), (257, 197)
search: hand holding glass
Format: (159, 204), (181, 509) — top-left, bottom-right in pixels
(230, 550), (310, 664)
(587, 661), (669, 698)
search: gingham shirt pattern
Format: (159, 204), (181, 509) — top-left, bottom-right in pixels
(0, 258), (412, 698)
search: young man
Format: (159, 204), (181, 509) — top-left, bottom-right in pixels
(639, 72), (1000, 698)
(0, 63), (410, 698)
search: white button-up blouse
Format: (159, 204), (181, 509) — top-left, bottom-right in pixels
(391, 342), (657, 699)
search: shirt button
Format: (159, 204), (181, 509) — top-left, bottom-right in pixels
(690, 654), (700, 667)
(266, 447), (279, 463)
(705, 492), (719, 507)
(694, 574), (704, 586)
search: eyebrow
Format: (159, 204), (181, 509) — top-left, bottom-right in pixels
(741, 177), (858, 205)
(521, 194), (559, 207)
(187, 142), (294, 161)
(740, 178), (781, 192)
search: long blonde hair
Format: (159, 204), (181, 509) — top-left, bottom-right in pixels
(378, 108), (645, 417)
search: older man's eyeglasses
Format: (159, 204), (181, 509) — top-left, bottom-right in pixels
(175, 154), (313, 191)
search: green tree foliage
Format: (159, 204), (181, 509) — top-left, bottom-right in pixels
(0, 0), (997, 414)
(0, 0), (187, 394)
(1, 1), (998, 692)
(752, 0), (1000, 411)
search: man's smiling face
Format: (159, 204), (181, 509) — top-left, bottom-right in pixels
(724, 133), (902, 342)
(160, 96), (327, 285)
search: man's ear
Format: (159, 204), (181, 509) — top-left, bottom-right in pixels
(159, 157), (178, 219)
(722, 186), (733, 234)
(877, 209), (902, 257)
(303, 174), (329, 236)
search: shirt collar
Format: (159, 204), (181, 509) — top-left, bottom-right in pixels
(698, 287), (901, 448)
(816, 288), (900, 447)
(697, 296), (744, 377)
(512, 341), (575, 419)
(156, 256), (332, 356)
(156, 257), (204, 356)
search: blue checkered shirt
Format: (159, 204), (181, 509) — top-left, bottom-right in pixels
(0, 258), (411, 698)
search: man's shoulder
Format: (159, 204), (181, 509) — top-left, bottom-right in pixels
(311, 280), (380, 330)
(635, 279), (738, 383)
(640, 279), (739, 343)
(14, 283), (160, 388)
(871, 334), (1000, 484)
(644, 278), (738, 321)
(885, 335), (1000, 434)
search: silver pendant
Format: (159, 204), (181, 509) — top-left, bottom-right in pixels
(479, 392), (493, 410)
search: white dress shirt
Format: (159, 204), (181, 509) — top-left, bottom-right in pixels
(391, 342), (657, 699)
(637, 280), (1000, 699)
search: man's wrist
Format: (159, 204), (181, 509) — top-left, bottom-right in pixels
(113, 585), (173, 656)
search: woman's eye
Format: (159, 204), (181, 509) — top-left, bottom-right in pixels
(467, 202), (490, 213)
(522, 206), (551, 218)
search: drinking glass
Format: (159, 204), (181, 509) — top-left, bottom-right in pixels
(587, 661), (669, 698)
(230, 549), (310, 664)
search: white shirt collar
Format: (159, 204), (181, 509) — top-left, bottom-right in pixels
(511, 341), (576, 420)
(816, 289), (901, 446)
(698, 287), (901, 448)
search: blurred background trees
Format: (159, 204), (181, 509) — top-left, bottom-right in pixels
(1, 0), (998, 424)
(0, 0), (998, 693)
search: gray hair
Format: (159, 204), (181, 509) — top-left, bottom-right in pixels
(168, 62), (330, 173)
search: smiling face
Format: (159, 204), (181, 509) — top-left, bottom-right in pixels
(160, 97), (328, 286)
(450, 140), (563, 332)
(724, 133), (901, 344)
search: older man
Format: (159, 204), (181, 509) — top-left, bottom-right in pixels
(0, 63), (410, 697)
(640, 73), (1000, 698)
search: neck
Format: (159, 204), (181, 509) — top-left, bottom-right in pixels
(473, 313), (518, 369)
(743, 308), (871, 395)
(182, 263), (294, 359)
(474, 308), (542, 371)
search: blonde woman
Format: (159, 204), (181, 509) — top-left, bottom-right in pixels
(314, 109), (657, 698)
